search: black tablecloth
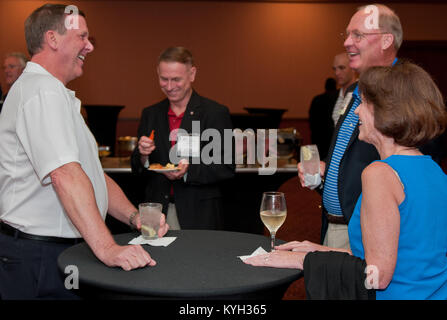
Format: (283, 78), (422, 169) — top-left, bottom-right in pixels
(105, 171), (296, 235)
(58, 230), (302, 299)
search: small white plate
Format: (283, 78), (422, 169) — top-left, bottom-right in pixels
(148, 167), (179, 172)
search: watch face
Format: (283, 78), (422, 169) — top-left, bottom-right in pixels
(129, 211), (139, 227)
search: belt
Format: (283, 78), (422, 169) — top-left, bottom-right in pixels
(0, 222), (83, 245)
(325, 211), (347, 225)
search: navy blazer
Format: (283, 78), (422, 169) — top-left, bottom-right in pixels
(320, 88), (379, 243)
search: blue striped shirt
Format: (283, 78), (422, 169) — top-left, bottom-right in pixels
(322, 86), (361, 216)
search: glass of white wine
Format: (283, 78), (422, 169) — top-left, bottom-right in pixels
(260, 192), (287, 252)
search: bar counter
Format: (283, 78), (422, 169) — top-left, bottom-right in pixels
(101, 157), (298, 235)
(100, 157), (298, 174)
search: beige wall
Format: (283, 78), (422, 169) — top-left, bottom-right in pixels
(1, 0), (447, 120)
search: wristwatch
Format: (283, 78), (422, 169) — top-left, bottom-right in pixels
(129, 211), (139, 228)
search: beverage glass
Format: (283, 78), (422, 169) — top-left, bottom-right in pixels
(138, 202), (163, 240)
(260, 192), (287, 252)
(300, 144), (321, 188)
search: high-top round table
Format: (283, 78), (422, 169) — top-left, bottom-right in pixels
(57, 230), (302, 299)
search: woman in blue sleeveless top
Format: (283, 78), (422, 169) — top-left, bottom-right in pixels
(346, 62), (447, 299)
(244, 61), (447, 300)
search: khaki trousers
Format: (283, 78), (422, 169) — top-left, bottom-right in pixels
(167, 203), (181, 230)
(323, 223), (351, 250)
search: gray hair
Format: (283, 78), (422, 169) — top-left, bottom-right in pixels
(5, 52), (29, 68)
(24, 4), (85, 56)
(358, 4), (403, 51)
(158, 47), (195, 67)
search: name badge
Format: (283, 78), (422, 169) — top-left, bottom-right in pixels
(177, 134), (200, 158)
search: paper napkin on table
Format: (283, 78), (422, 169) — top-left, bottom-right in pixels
(128, 235), (176, 247)
(238, 246), (268, 261)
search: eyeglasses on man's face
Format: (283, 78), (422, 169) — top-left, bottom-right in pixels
(341, 30), (389, 43)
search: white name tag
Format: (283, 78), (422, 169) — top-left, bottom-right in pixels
(177, 134), (200, 158)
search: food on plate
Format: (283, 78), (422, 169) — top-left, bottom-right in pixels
(149, 163), (177, 170)
(149, 163), (164, 169)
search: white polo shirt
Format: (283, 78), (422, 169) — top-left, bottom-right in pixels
(0, 62), (108, 238)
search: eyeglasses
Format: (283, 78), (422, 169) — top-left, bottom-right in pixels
(341, 31), (389, 43)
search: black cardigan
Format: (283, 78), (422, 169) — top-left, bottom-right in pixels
(303, 251), (376, 300)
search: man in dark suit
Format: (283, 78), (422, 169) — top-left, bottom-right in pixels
(131, 47), (235, 230)
(308, 77), (338, 160)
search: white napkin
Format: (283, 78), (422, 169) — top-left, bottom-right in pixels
(238, 246), (268, 261)
(128, 235), (176, 247)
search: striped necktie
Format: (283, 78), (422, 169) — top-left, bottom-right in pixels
(322, 90), (361, 216)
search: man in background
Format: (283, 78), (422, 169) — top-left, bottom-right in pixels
(331, 52), (357, 125)
(131, 47), (235, 230)
(0, 52), (28, 113)
(308, 77), (338, 159)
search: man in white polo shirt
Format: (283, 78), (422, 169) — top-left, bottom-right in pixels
(0, 4), (167, 299)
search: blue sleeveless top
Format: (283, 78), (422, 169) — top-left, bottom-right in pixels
(348, 155), (447, 300)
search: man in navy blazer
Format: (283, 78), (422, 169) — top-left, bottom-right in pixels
(299, 4), (445, 249)
(131, 47), (235, 230)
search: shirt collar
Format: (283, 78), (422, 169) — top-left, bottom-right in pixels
(24, 61), (80, 112)
(353, 83), (360, 100)
(167, 107), (184, 118)
(24, 61), (59, 81)
(353, 57), (399, 100)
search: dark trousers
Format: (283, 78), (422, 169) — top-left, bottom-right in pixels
(0, 233), (80, 300)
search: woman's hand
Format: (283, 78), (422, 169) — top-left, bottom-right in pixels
(243, 250), (307, 270)
(275, 240), (328, 253)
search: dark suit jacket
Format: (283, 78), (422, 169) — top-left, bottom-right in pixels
(131, 91), (235, 230)
(320, 87), (379, 243)
(308, 89), (338, 159)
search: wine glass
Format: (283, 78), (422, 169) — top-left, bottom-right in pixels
(260, 192), (287, 252)
(300, 144), (321, 188)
